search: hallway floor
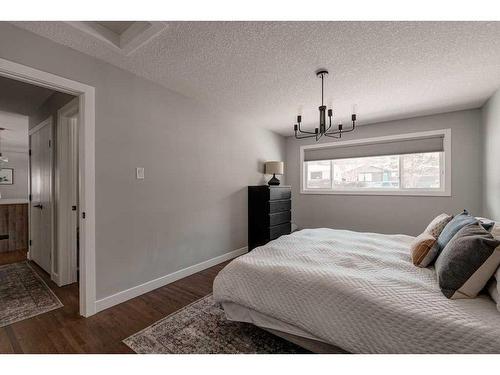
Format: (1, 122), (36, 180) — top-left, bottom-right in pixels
(0, 252), (227, 353)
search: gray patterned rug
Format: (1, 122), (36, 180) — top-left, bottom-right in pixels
(124, 294), (310, 354)
(0, 262), (63, 327)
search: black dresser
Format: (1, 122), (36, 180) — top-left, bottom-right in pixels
(248, 185), (291, 250)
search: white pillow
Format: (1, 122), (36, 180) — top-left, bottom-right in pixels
(424, 213), (453, 238)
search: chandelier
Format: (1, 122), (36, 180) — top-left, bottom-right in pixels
(294, 69), (357, 141)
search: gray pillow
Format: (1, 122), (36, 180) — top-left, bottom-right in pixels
(437, 210), (477, 250)
(435, 222), (500, 299)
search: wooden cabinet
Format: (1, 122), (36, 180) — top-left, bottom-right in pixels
(248, 185), (292, 250)
(0, 204), (28, 253)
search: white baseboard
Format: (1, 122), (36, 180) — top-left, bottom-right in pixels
(94, 246), (248, 313)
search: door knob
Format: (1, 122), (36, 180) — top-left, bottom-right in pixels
(34, 204), (43, 209)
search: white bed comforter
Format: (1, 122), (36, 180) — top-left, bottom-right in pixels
(213, 228), (500, 353)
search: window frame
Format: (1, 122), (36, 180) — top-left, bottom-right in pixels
(300, 129), (451, 197)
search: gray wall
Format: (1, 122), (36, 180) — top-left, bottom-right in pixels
(482, 88), (500, 220)
(0, 23), (286, 300)
(286, 110), (483, 236)
(29, 92), (75, 130)
(0, 151), (28, 199)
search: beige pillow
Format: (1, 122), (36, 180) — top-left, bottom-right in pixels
(487, 276), (499, 308)
(411, 232), (440, 268)
(424, 213), (453, 238)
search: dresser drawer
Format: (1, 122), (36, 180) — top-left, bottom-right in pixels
(269, 222), (291, 240)
(268, 199), (291, 213)
(269, 188), (291, 201)
(269, 211), (291, 226)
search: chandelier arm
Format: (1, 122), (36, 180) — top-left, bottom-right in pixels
(324, 133), (341, 139)
(297, 121), (317, 135)
(340, 122), (356, 133)
(325, 115), (332, 131)
(324, 127), (342, 135)
(294, 132), (318, 140)
(297, 128), (317, 135)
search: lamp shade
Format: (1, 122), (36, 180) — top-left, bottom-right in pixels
(265, 161), (284, 175)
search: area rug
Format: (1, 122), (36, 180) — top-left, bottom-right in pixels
(0, 261), (63, 327)
(123, 294), (310, 354)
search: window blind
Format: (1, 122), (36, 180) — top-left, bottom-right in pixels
(303, 134), (445, 162)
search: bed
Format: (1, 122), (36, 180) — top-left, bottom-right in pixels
(213, 228), (500, 354)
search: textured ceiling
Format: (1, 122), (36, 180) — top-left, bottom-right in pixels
(0, 75), (55, 152)
(0, 75), (55, 116)
(11, 21), (500, 135)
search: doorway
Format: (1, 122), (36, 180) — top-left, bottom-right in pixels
(28, 99), (80, 286)
(0, 57), (96, 317)
(1, 78), (80, 327)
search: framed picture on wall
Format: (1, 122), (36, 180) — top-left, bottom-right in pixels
(0, 168), (14, 185)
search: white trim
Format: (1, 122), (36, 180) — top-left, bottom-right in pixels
(95, 246), (248, 313)
(300, 128), (452, 197)
(0, 57), (96, 317)
(65, 22), (168, 56)
(56, 98), (79, 286)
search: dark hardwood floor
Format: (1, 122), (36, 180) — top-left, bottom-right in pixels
(0, 254), (229, 354)
(0, 249), (27, 266)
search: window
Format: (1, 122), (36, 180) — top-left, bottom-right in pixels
(301, 130), (450, 196)
(306, 160), (331, 189)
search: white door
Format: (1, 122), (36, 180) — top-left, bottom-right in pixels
(30, 118), (53, 274)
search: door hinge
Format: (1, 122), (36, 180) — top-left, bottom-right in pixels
(29, 149), (32, 156)
(29, 239), (32, 246)
(48, 139), (52, 148)
(82, 212), (86, 219)
(29, 194), (32, 201)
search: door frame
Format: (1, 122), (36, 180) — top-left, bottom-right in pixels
(0, 58), (96, 317)
(56, 98), (79, 286)
(28, 117), (55, 281)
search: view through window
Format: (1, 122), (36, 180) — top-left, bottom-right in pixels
(305, 152), (442, 192)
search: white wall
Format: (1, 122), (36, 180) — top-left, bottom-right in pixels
(286, 110), (483, 236)
(482, 88), (500, 221)
(0, 111), (29, 200)
(0, 151), (28, 199)
(0, 23), (286, 300)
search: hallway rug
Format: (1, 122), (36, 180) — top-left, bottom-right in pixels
(0, 261), (63, 327)
(123, 294), (309, 354)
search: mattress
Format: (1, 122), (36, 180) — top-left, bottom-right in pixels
(222, 301), (348, 353)
(213, 228), (500, 354)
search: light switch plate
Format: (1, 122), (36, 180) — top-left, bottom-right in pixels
(136, 167), (145, 180)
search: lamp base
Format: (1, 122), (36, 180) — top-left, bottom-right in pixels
(268, 174), (281, 186)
